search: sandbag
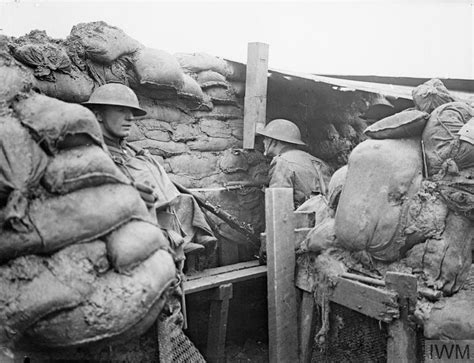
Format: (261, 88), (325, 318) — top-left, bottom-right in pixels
(13, 93), (103, 153)
(105, 220), (169, 272)
(412, 78), (456, 113)
(0, 184), (151, 263)
(335, 138), (423, 262)
(0, 116), (48, 226)
(42, 145), (130, 194)
(86, 57), (130, 86)
(364, 109), (429, 139)
(10, 36), (72, 80)
(34, 67), (94, 103)
(422, 102), (474, 174)
(204, 86), (237, 105)
(405, 212), (472, 295)
(0, 50), (36, 103)
(66, 21), (142, 64)
(175, 52), (230, 76)
(177, 73), (204, 108)
(132, 47), (184, 98)
(327, 165), (347, 210)
(25, 249), (176, 347)
(0, 241), (108, 346)
(423, 289), (474, 339)
(195, 70), (228, 89)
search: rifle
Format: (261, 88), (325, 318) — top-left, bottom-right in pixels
(172, 181), (263, 248)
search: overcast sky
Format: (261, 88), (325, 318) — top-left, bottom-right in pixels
(1, 0), (473, 79)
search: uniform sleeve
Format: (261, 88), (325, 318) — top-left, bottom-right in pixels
(268, 157), (294, 189)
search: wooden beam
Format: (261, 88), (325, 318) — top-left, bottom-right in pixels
(330, 278), (399, 323)
(184, 261), (266, 294)
(243, 42), (269, 149)
(298, 290), (316, 363)
(206, 283), (233, 363)
(386, 272), (417, 363)
(265, 188), (298, 362)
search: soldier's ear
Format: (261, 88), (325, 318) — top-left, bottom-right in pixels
(92, 109), (103, 123)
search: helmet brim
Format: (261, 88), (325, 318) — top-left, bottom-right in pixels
(257, 129), (306, 145)
(82, 101), (147, 117)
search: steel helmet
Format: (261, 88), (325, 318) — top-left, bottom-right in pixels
(82, 83), (147, 117)
(458, 117), (474, 145)
(257, 119), (305, 145)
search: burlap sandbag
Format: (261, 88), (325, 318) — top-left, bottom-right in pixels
(0, 184), (151, 263)
(13, 93), (103, 153)
(86, 57), (130, 86)
(0, 115), (48, 231)
(0, 47), (36, 103)
(335, 138), (423, 262)
(177, 73), (204, 108)
(0, 241), (108, 347)
(34, 67), (94, 103)
(422, 102), (474, 174)
(42, 145), (130, 194)
(132, 47), (184, 98)
(423, 289), (474, 339)
(195, 70), (228, 89)
(105, 220), (170, 272)
(412, 79), (456, 114)
(25, 249), (176, 348)
(364, 109), (429, 139)
(408, 211), (472, 295)
(175, 52), (230, 76)
(10, 34), (72, 81)
(204, 86), (238, 105)
(66, 21), (142, 64)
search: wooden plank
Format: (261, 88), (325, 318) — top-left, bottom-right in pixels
(186, 260), (260, 281)
(243, 42), (269, 149)
(386, 272), (417, 363)
(330, 278), (399, 323)
(206, 283), (233, 363)
(184, 264), (266, 294)
(298, 290), (316, 363)
(218, 238), (239, 266)
(266, 188), (298, 362)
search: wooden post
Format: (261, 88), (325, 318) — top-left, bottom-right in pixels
(386, 272), (417, 363)
(299, 291), (316, 363)
(206, 283), (233, 363)
(265, 188), (298, 362)
(243, 42), (269, 149)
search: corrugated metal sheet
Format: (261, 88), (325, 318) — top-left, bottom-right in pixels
(269, 68), (474, 104)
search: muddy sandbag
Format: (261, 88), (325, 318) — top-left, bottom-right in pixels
(13, 93), (103, 153)
(175, 52), (230, 76)
(0, 184), (151, 263)
(327, 165), (347, 210)
(105, 220), (169, 272)
(66, 21), (142, 64)
(177, 73), (204, 108)
(9, 31), (72, 81)
(34, 67), (94, 103)
(25, 249), (176, 347)
(86, 57), (130, 86)
(364, 109), (429, 139)
(405, 212), (472, 295)
(423, 289), (474, 339)
(412, 79), (456, 114)
(434, 168), (474, 220)
(422, 102), (474, 174)
(335, 138), (423, 262)
(0, 42), (36, 103)
(204, 86), (237, 105)
(0, 241), (108, 346)
(195, 70), (228, 89)
(42, 145), (130, 194)
(0, 116), (48, 227)
(132, 47), (184, 98)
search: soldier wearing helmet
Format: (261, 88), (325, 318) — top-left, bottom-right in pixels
(83, 83), (216, 257)
(257, 119), (332, 208)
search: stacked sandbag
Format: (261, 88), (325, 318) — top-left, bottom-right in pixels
(0, 91), (176, 349)
(9, 30), (94, 103)
(412, 78), (457, 114)
(335, 138), (424, 262)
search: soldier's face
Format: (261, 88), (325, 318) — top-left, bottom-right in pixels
(98, 105), (135, 140)
(263, 137), (275, 157)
